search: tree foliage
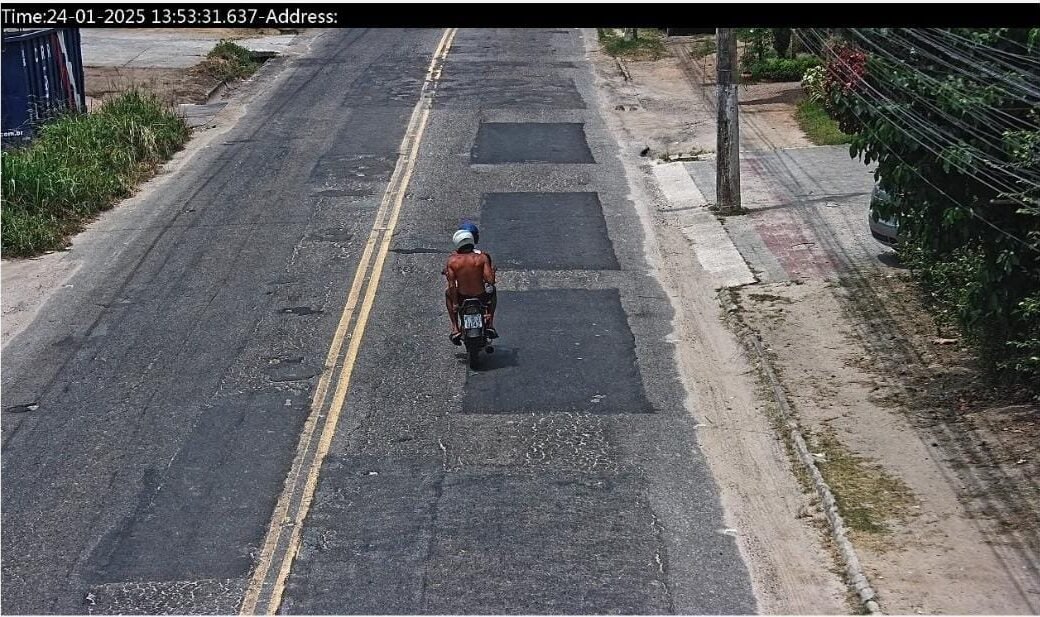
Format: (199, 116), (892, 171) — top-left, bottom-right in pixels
(822, 29), (1040, 386)
(772, 28), (792, 58)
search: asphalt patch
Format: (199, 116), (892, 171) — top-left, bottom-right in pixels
(463, 289), (651, 414)
(470, 122), (595, 164)
(279, 458), (669, 614)
(479, 192), (619, 270)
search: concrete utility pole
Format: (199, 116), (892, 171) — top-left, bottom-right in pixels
(716, 28), (741, 213)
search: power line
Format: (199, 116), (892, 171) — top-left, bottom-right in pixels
(852, 29), (1040, 129)
(934, 27), (1040, 64)
(799, 29), (1040, 200)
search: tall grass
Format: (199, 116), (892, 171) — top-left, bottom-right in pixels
(2, 90), (190, 256)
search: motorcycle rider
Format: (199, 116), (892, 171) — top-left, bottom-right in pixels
(444, 226), (498, 345)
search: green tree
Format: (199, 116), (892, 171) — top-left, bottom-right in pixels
(821, 28), (1040, 385)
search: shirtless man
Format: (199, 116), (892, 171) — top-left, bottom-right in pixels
(444, 228), (498, 344)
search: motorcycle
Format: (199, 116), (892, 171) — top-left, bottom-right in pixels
(458, 297), (494, 369)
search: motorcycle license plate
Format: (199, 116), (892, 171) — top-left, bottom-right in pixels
(463, 314), (483, 329)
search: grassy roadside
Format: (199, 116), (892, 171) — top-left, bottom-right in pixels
(690, 35), (716, 59)
(795, 98), (853, 146)
(197, 40), (260, 82)
(597, 28), (667, 60)
(1, 90), (190, 257)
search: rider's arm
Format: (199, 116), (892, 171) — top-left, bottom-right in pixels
(445, 261), (459, 305)
(483, 253), (496, 285)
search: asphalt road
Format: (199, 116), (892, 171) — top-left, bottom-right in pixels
(1, 28), (756, 614)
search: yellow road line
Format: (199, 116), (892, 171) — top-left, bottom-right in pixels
(239, 27), (457, 615)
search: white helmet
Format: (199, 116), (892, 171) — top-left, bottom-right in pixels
(452, 229), (475, 250)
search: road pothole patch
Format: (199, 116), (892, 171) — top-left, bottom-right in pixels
(479, 192), (619, 270)
(462, 289), (650, 414)
(470, 122), (595, 164)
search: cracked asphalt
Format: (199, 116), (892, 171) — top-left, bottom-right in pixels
(1, 28), (756, 614)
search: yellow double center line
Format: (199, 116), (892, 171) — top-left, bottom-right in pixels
(239, 27), (458, 615)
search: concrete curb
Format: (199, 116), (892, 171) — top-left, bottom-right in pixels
(719, 290), (884, 615)
(205, 80), (229, 105)
(615, 57), (632, 81)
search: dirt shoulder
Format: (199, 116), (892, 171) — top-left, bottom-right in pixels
(86, 66), (218, 105)
(592, 30), (1040, 614)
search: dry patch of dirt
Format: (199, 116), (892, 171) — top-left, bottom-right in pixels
(668, 36), (813, 152)
(600, 35), (810, 164)
(84, 28), (289, 106)
(85, 66), (220, 106)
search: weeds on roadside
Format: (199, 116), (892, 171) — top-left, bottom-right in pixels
(597, 28), (667, 61)
(1, 90), (190, 256)
(795, 98), (852, 145)
(690, 36), (716, 59)
(809, 430), (918, 536)
(198, 40), (259, 82)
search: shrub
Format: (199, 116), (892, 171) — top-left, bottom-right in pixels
(198, 40), (259, 82)
(825, 28), (1040, 388)
(747, 54), (821, 82)
(597, 28), (666, 60)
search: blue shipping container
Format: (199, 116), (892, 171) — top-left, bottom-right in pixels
(2, 28), (86, 143)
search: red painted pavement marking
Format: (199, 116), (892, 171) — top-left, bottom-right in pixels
(743, 157), (837, 280)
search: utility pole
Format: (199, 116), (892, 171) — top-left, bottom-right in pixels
(716, 28), (741, 213)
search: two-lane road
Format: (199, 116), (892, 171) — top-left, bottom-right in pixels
(2, 28), (756, 614)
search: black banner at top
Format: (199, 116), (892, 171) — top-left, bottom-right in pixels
(1, 3), (1037, 29)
